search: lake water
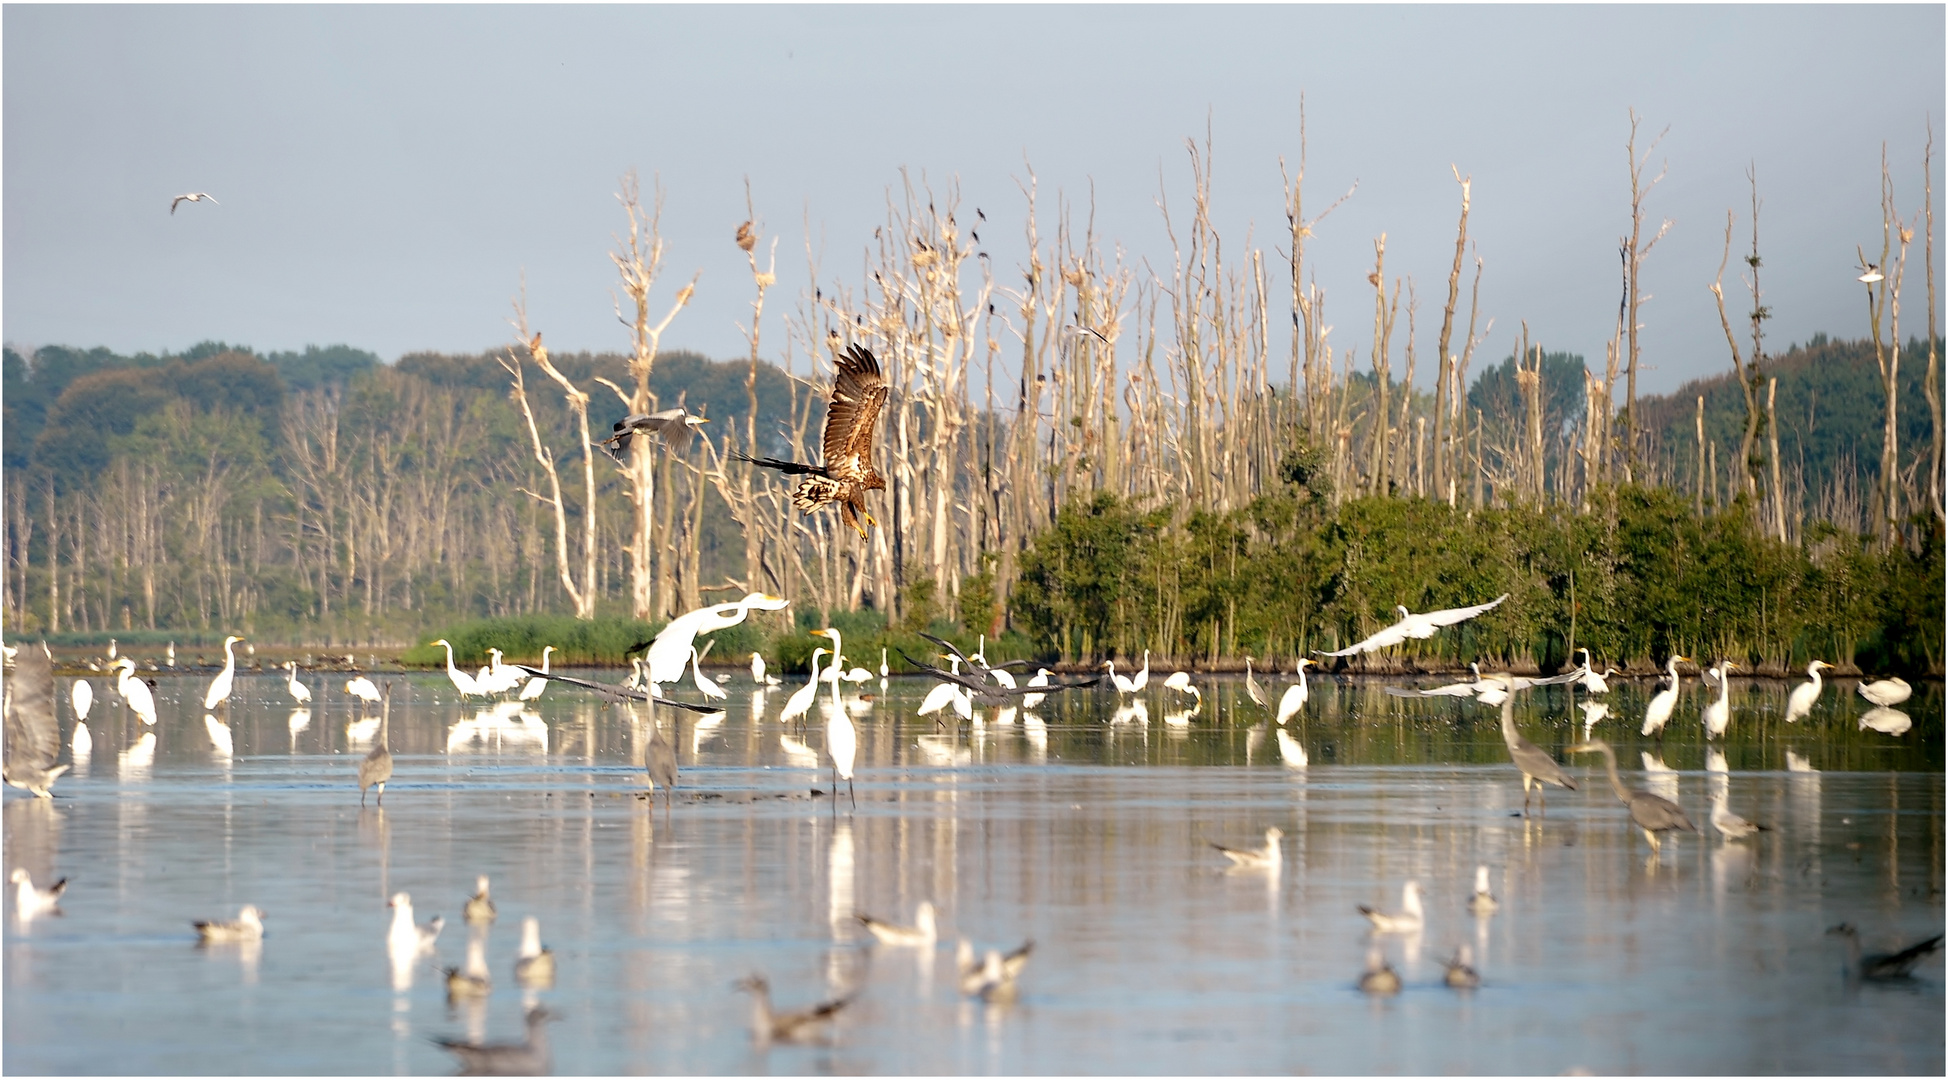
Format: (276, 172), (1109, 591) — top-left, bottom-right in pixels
(5, 666), (1942, 1075)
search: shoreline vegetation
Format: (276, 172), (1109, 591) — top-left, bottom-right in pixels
(6, 122), (1942, 675)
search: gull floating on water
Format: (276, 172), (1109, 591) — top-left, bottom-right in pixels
(1210, 826), (1283, 872)
(956, 938), (1033, 1003)
(1358, 947), (1401, 995)
(464, 876), (496, 925)
(856, 900), (938, 946)
(1709, 789), (1771, 841)
(514, 916), (555, 988)
(735, 973), (854, 1045)
(388, 892), (444, 954)
(433, 1005), (557, 1076)
(1443, 944), (1481, 988)
(195, 904), (265, 943)
(1466, 866), (1498, 916)
(445, 934), (493, 1000)
(1360, 881), (1425, 934)
(11, 868), (67, 919)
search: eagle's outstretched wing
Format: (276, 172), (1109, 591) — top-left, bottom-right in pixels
(821, 345), (888, 481)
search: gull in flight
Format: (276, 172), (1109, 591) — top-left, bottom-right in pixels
(1318, 594), (1509, 657)
(171, 192), (218, 214)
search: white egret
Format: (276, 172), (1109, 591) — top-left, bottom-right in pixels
(839, 661), (874, 684)
(1573, 648), (1615, 694)
(1702, 660), (1737, 740)
(204, 634), (245, 710)
(1318, 593), (1509, 657)
(1103, 659), (1140, 695)
(71, 678), (94, 722)
(778, 648), (828, 728)
(1856, 676), (1912, 707)
(690, 647), (726, 700)
(1021, 668), (1052, 709)
(750, 651), (780, 686)
(344, 675), (382, 710)
(1162, 669), (1200, 705)
(1640, 654), (1689, 738)
(430, 639), (485, 700)
(1359, 880), (1425, 933)
(114, 658), (158, 726)
(1275, 658), (1315, 726)
(814, 629), (857, 808)
(1783, 660), (1829, 723)
(643, 593), (790, 686)
(917, 679), (973, 720)
(519, 646), (555, 701)
(879, 648), (890, 682)
(283, 661), (311, 705)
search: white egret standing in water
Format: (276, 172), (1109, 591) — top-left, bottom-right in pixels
(1784, 660), (1830, 723)
(1640, 655), (1689, 738)
(778, 649), (828, 728)
(1702, 660), (1737, 740)
(519, 646), (556, 701)
(813, 629), (857, 808)
(72, 678), (94, 722)
(114, 658), (158, 726)
(430, 639), (484, 701)
(1275, 658), (1316, 726)
(204, 635), (245, 711)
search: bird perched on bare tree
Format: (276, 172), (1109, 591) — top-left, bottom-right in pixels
(735, 344), (888, 539)
(736, 220), (757, 252)
(598, 408), (710, 462)
(170, 192), (218, 214)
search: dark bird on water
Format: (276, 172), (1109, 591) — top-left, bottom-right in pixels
(735, 344), (888, 539)
(432, 1005), (557, 1075)
(359, 682), (393, 805)
(1825, 923), (1943, 980)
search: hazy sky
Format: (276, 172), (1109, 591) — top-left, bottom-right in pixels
(4, 5), (1942, 397)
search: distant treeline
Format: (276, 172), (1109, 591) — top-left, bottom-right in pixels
(1, 334), (1941, 674)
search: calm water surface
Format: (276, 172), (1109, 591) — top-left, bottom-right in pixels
(5, 668), (1942, 1074)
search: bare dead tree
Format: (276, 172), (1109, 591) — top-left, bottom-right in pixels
(1620, 110), (1673, 481)
(500, 317), (595, 619)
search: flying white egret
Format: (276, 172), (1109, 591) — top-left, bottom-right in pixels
(1782, 660), (1829, 723)
(204, 635), (245, 710)
(1640, 654), (1689, 738)
(430, 639), (485, 700)
(1572, 648), (1615, 694)
(285, 661), (312, 705)
(1275, 657), (1316, 726)
(520, 646), (555, 701)
(1318, 593), (1510, 657)
(643, 593), (790, 686)
(114, 658), (158, 726)
(1702, 660), (1737, 740)
(1856, 676), (1912, 707)
(778, 648), (828, 728)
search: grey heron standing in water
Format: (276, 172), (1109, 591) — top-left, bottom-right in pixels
(1569, 738), (1696, 853)
(1498, 696), (1576, 815)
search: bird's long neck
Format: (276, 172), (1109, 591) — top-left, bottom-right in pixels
(1595, 742), (1630, 802)
(1807, 665), (1822, 692)
(222, 639), (237, 671)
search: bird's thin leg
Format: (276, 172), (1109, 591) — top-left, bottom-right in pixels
(1538, 783), (1546, 816)
(1644, 828), (1660, 853)
(1521, 776), (1533, 816)
(848, 777), (856, 810)
(361, 788), (368, 807)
